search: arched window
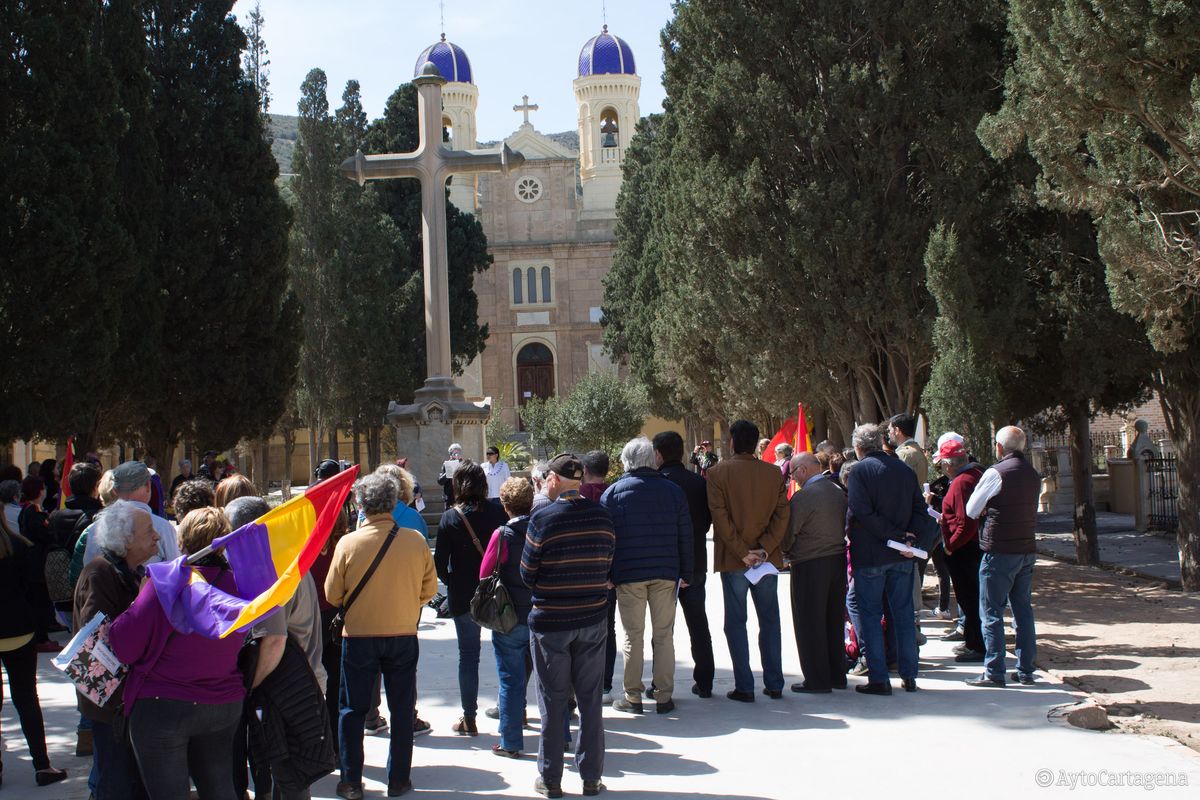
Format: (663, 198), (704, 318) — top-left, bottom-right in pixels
(442, 116), (453, 144)
(510, 262), (555, 306)
(600, 108), (619, 148)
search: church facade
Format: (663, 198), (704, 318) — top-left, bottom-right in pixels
(414, 28), (641, 430)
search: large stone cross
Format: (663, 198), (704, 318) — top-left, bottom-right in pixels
(340, 62), (524, 397)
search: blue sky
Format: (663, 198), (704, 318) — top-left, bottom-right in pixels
(231, 0), (674, 140)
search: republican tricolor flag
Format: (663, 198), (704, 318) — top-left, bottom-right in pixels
(146, 466), (359, 639)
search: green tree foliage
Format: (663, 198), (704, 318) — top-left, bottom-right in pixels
(241, 0), (270, 113)
(522, 373), (648, 457)
(138, 0), (297, 462)
(980, 0), (1200, 587)
(362, 83), (492, 381)
(0, 2), (135, 448)
(606, 0), (1018, 440)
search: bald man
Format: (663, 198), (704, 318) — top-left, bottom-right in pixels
(782, 452), (849, 693)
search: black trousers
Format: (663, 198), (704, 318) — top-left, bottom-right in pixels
(945, 540), (985, 653)
(678, 573), (715, 692)
(603, 588), (617, 693)
(0, 639), (50, 770)
(789, 553), (848, 690)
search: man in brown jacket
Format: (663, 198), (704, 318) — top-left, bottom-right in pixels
(705, 420), (789, 702)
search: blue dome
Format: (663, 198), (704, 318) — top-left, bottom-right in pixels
(577, 25), (636, 77)
(414, 35), (473, 84)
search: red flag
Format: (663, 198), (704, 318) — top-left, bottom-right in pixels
(795, 403), (812, 454)
(761, 416), (798, 463)
(59, 437), (74, 510)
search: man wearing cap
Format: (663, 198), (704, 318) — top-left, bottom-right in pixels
(83, 461), (179, 567)
(521, 454), (615, 799)
(965, 426), (1040, 687)
(929, 437), (985, 663)
(198, 451), (219, 483)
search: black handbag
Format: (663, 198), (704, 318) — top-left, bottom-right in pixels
(329, 524), (398, 642)
(470, 569), (518, 634)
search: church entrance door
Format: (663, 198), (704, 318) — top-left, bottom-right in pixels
(516, 342), (555, 431)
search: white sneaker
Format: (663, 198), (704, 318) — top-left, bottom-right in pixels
(601, 691), (613, 706)
(933, 607), (955, 620)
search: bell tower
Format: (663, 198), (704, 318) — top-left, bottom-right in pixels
(414, 34), (480, 213)
(573, 25), (641, 213)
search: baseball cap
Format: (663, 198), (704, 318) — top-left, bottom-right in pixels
(935, 439), (967, 462)
(111, 461), (151, 492)
(936, 432), (964, 450)
(546, 453), (584, 481)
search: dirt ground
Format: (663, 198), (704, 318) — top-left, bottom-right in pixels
(1024, 557), (1200, 750)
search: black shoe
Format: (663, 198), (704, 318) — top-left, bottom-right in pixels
(35, 768), (67, 787)
(887, 662), (898, 673)
(691, 683), (712, 698)
(965, 674), (1006, 688)
(855, 682), (892, 696)
(336, 783), (364, 800)
(762, 688), (783, 699)
(535, 776), (564, 799)
(612, 697), (643, 714)
(726, 689), (755, 703)
(387, 780), (414, 797)
(583, 779), (606, 796)
(954, 649), (985, 663)
(645, 685), (656, 700)
(656, 699), (675, 714)
(791, 682), (832, 694)
(1010, 671), (1035, 685)
(902, 678), (918, 692)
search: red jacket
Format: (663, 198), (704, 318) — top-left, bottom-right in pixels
(941, 463), (983, 553)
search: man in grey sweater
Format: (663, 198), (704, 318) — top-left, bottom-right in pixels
(783, 453), (849, 693)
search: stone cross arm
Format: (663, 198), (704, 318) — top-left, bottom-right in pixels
(340, 142), (524, 187)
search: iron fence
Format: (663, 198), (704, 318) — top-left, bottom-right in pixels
(1031, 428), (1170, 472)
(1146, 454), (1179, 533)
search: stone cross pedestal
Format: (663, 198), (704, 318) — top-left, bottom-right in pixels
(341, 62), (524, 515)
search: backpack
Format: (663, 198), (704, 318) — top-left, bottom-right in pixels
(45, 508), (92, 604)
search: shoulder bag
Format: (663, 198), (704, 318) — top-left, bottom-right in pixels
(329, 523), (398, 643)
(462, 513), (517, 634)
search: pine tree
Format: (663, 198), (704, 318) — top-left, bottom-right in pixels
(0, 2), (132, 447)
(241, 0), (270, 113)
(981, 0), (1200, 587)
(138, 0), (296, 462)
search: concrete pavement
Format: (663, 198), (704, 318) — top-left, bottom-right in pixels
(3, 566), (1197, 800)
(1036, 511), (1182, 584)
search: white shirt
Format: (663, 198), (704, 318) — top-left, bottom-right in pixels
(965, 468), (1003, 520)
(484, 460), (511, 498)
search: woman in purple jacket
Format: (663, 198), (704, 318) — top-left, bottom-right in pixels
(110, 507), (246, 800)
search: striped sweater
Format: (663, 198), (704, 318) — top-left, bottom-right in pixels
(521, 495), (615, 633)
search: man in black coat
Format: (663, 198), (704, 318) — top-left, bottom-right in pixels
(654, 431), (716, 698)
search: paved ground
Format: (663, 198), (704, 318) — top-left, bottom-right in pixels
(4, 567), (1198, 800)
(1036, 512), (1181, 584)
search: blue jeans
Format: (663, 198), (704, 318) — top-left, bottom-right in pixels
(720, 570), (783, 694)
(979, 552), (1037, 680)
(339, 636), (418, 787)
(854, 561), (918, 683)
(453, 614), (481, 718)
(491, 623), (530, 751)
(91, 720), (144, 800)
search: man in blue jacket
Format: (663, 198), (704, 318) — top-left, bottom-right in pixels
(846, 423), (926, 695)
(601, 437), (693, 715)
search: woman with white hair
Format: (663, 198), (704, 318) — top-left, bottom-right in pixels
(73, 500), (161, 798)
(438, 443), (465, 506)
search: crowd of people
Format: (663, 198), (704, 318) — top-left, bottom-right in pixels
(0, 413), (1041, 798)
